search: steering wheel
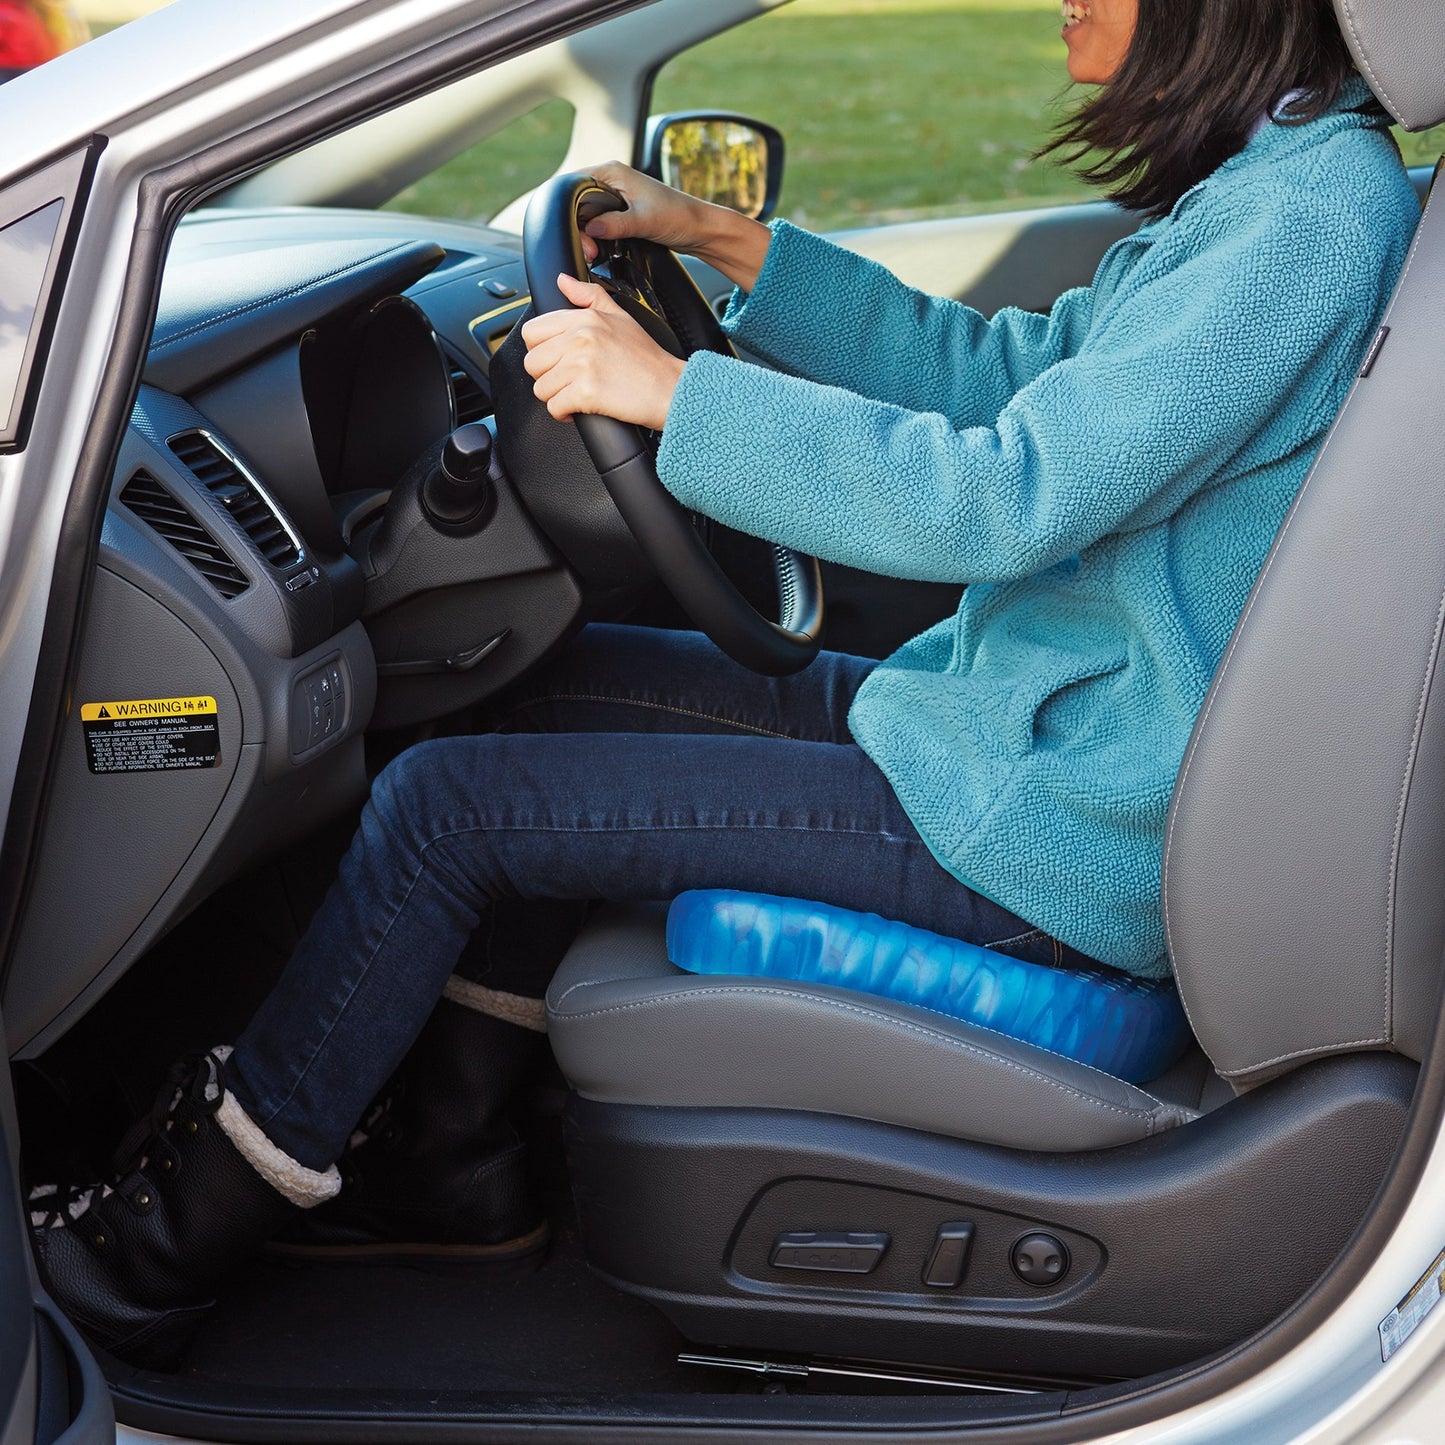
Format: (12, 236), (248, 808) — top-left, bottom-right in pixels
(521, 172), (823, 677)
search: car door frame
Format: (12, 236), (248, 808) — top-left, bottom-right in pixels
(4, 1), (1445, 1442)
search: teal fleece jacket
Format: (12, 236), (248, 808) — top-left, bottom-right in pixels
(655, 85), (1418, 978)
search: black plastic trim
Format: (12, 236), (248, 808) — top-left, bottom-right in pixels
(561, 1056), (1416, 1380)
(108, 1374), (1061, 1444)
(34, 1300), (114, 1445)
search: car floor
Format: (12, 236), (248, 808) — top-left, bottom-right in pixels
(179, 1211), (717, 1397)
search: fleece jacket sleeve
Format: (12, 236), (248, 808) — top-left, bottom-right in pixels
(658, 197), (1376, 585)
(723, 221), (1097, 428)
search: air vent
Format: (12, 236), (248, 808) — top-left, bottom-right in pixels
(167, 430), (302, 570)
(120, 470), (250, 600)
(448, 364), (490, 426)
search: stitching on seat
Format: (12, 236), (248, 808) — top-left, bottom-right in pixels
(553, 969), (1169, 1093)
(1218, 1035), (1388, 1079)
(1385, 585), (1445, 1046)
(149, 243), (419, 351)
(1162, 177), (1442, 1073)
(554, 983), (1165, 1122)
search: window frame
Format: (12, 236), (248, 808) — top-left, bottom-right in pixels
(0, 144), (100, 454)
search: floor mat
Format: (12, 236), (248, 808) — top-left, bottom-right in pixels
(181, 1216), (713, 1397)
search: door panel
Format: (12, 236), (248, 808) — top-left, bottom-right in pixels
(0, 1014), (114, 1445)
(0, 141), (116, 1445)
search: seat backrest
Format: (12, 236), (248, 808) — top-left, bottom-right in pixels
(1163, 0), (1445, 1089)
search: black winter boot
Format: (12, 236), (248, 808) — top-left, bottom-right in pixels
(29, 1048), (340, 1370)
(269, 981), (549, 1268)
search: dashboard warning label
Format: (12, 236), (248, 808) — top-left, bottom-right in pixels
(80, 696), (220, 774)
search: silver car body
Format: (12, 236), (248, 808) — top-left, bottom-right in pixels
(1, 2), (1444, 1441)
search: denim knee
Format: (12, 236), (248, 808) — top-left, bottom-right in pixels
(364, 738), (469, 861)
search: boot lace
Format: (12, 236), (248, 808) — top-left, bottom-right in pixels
(28, 1048), (229, 1231)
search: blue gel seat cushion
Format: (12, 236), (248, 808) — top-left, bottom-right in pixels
(666, 890), (1191, 1085)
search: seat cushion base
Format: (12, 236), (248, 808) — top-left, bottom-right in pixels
(563, 1053), (1416, 1379)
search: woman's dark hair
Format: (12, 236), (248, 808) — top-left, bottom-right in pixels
(1039, 0), (1385, 218)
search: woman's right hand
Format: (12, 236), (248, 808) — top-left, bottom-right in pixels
(579, 160), (773, 295)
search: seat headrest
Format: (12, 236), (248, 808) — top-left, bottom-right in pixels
(1334, 0), (1445, 130)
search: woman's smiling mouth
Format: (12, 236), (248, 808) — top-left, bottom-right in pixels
(1063, 1), (1091, 30)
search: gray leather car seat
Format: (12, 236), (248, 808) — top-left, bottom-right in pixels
(549, 905), (1201, 1153)
(544, 0), (1442, 1379)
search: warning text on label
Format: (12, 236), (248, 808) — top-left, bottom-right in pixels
(81, 696), (221, 775)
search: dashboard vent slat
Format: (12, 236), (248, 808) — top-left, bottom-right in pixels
(448, 364), (490, 427)
(120, 470), (250, 600)
(167, 430), (302, 570)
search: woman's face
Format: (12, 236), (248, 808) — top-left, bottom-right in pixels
(1061, 0), (1139, 84)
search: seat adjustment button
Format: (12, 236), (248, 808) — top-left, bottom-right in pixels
(1011, 1232), (1070, 1288)
(922, 1221), (975, 1289)
(770, 1231), (889, 1275)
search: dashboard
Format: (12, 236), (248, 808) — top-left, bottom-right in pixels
(3, 205), (616, 1057)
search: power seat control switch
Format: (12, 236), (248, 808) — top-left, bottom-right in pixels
(922, 1222), (975, 1289)
(290, 656), (349, 759)
(1011, 1232), (1071, 1289)
(770, 1232), (889, 1276)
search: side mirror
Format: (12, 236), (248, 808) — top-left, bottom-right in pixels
(640, 112), (785, 223)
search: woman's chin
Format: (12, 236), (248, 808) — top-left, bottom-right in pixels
(1065, 48), (1107, 84)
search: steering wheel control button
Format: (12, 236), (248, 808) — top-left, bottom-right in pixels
(1011, 1233), (1071, 1289)
(922, 1222), (975, 1290)
(424, 424), (496, 530)
(770, 1232), (889, 1276)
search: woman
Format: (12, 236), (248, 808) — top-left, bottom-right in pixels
(29, 0), (1419, 1368)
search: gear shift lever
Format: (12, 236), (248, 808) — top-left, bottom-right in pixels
(423, 423), (495, 529)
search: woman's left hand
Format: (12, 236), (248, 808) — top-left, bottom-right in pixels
(521, 272), (686, 430)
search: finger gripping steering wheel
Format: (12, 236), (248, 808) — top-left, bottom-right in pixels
(522, 172), (823, 677)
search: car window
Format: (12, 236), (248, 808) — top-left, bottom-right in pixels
(649, 0), (1092, 234)
(0, 200), (63, 434)
(383, 98), (576, 223)
(650, 0), (1445, 235)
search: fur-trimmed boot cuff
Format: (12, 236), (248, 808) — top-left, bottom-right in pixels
(215, 1091), (341, 1209)
(443, 974), (548, 1032)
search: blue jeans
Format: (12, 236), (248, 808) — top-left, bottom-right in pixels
(229, 625), (1093, 1170)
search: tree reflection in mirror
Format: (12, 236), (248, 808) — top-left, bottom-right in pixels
(659, 119), (769, 218)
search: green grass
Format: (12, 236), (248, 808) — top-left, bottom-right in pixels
(652, 0), (1092, 230)
(97, 2), (1445, 229)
